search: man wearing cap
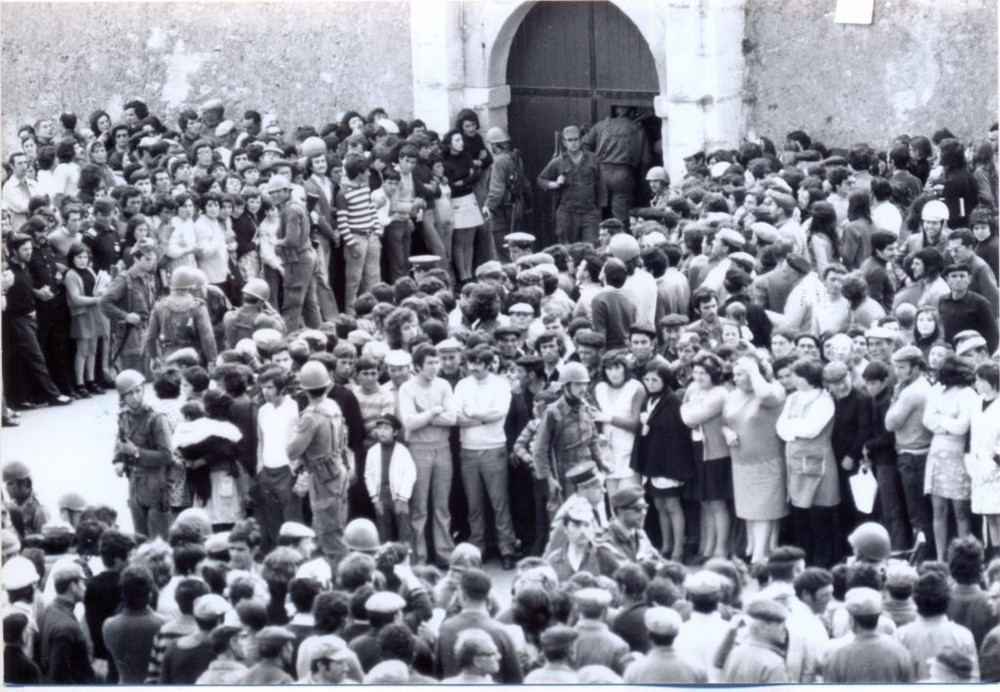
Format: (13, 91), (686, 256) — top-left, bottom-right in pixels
(824, 361), (872, 549)
(524, 625), (580, 683)
(572, 587), (632, 674)
(570, 329), (605, 383)
(624, 606), (707, 683)
(544, 496), (621, 582)
(194, 625), (249, 684)
(581, 105), (651, 226)
(938, 263), (999, 353)
(268, 173), (321, 332)
(298, 634), (359, 683)
(544, 464), (608, 553)
(885, 345), (935, 548)
(824, 587), (915, 682)
(503, 232), (536, 263)
(113, 369), (173, 539)
(160, 592), (231, 684)
(222, 278), (285, 349)
(721, 599), (791, 683)
(240, 626), (296, 683)
(483, 127), (530, 261)
(537, 125), (605, 245)
(100, 237), (158, 375)
(83, 196), (123, 273)
(604, 486), (659, 563)
(2, 556), (41, 665)
(2, 461), (49, 535)
(287, 361), (351, 561)
(673, 571), (729, 681)
(38, 562), (94, 683)
(700, 227), (746, 295)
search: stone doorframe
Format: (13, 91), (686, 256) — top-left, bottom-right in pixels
(410, 0), (746, 184)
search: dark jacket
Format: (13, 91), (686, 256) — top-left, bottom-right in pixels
(84, 568), (122, 662)
(39, 596), (95, 683)
(864, 387), (895, 465)
(631, 392), (696, 481)
(831, 387), (872, 463)
(442, 149), (480, 200)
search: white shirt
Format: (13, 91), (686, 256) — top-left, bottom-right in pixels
(258, 398), (299, 469)
(674, 610), (729, 682)
(453, 373), (511, 449)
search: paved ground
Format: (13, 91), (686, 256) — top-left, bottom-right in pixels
(2, 388), (515, 601)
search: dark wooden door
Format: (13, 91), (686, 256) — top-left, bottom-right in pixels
(506, 1), (659, 245)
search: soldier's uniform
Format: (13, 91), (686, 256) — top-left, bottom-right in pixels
(222, 303), (285, 350)
(82, 219), (121, 274)
(286, 398), (349, 561)
(145, 294), (217, 366)
(115, 400), (173, 539)
(8, 493), (49, 536)
(100, 262), (156, 375)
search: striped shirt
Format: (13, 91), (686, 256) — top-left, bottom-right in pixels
(335, 180), (378, 246)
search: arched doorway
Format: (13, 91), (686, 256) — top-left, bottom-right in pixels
(505, 1), (660, 244)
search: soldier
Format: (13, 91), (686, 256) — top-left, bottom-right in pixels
(145, 266), (217, 368)
(483, 127), (531, 262)
(286, 361), (352, 562)
(2, 461), (49, 536)
(112, 370), (173, 539)
(222, 278), (286, 350)
(99, 238), (158, 376)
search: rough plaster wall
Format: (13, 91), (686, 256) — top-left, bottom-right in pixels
(1, 1), (413, 150)
(743, 0), (998, 146)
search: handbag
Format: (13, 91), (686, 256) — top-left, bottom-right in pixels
(849, 465), (878, 514)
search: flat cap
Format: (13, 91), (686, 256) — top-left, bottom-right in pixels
(214, 120), (235, 138)
(573, 587), (612, 609)
(409, 254), (440, 269)
(942, 263), (970, 277)
(475, 260), (504, 278)
(308, 635), (355, 662)
(628, 323), (657, 340)
(374, 414), (402, 431)
(956, 335), (987, 355)
(205, 532), (231, 555)
(347, 329), (373, 348)
(252, 328), (285, 353)
(278, 521), (315, 539)
(384, 350), (413, 367)
(716, 227), (746, 249)
(508, 303), (535, 316)
(257, 625), (297, 644)
(865, 326), (897, 342)
(194, 593), (232, 620)
(891, 345), (924, 363)
(265, 173), (293, 193)
(42, 520), (74, 539)
(751, 222), (781, 245)
(565, 464), (601, 488)
(684, 570), (725, 596)
(364, 659), (409, 684)
(574, 330), (606, 348)
(93, 196), (117, 215)
(610, 485), (647, 511)
(493, 325), (522, 339)
(199, 97), (224, 112)
(746, 598), (789, 623)
(505, 232), (536, 246)
(436, 338), (464, 352)
(2, 556), (39, 591)
(729, 252), (756, 273)
(785, 253), (811, 275)
(659, 314), (690, 327)
(844, 587), (883, 616)
(48, 560), (86, 586)
(515, 354), (543, 368)
(365, 591), (406, 615)
(540, 625), (579, 649)
(644, 606), (683, 636)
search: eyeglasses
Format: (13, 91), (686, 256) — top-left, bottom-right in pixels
(564, 137), (580, 142)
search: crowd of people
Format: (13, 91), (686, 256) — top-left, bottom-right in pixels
(1, 95), (1000, 684)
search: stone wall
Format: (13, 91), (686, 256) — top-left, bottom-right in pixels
(743, 0), (998, 147)
(1, 1), (413, 150)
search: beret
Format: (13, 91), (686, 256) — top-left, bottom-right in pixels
(610, 485), (646, 510)
(365, 591), (406, 615)
(844, 587), (883, 616)
(942, 263), (970, 277)
(644, 606), (682, 636)
(574, 330), (606, 348)
(278, 522), (315, 539)
(659, 314), (690, 327)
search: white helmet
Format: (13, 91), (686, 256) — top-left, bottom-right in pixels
(921, 200), (949, 222)
(645, 166), (669, 183)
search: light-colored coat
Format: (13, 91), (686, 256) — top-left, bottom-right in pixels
(967, 395), (1000, 514)
(364, 442), (417, 502)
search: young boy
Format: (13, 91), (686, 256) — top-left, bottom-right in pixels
(363, 414), (416, 544)
(350, 356), (394, 450)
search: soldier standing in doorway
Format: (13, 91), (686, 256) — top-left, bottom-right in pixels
(582, 105), (652, 228)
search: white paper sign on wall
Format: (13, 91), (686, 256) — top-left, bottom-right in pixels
(835, 0), (875, 25)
